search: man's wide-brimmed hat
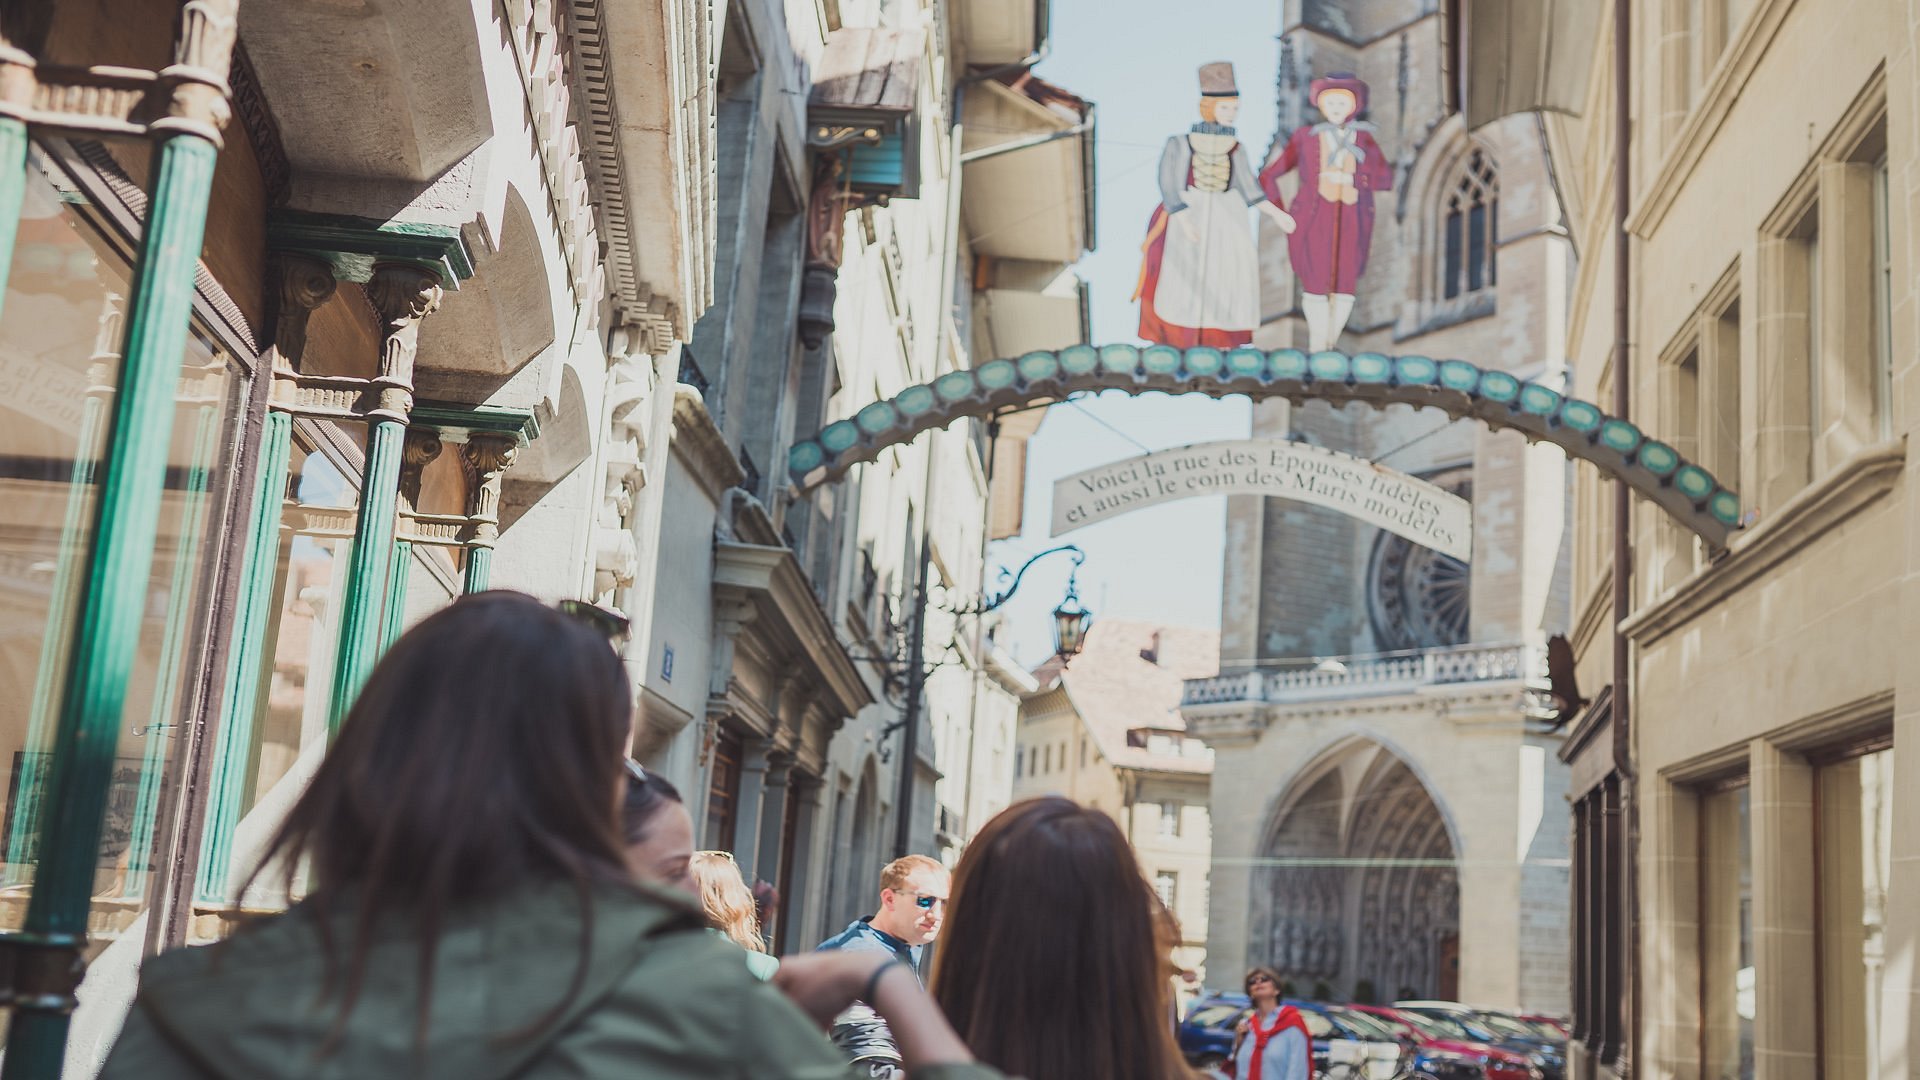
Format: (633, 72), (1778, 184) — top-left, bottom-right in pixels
(1310, 72), (1369, 113)
(1198, 61), (1239, 98)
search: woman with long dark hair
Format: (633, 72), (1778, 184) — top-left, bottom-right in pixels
(930, 796), (1197, 1080)
(101, 592), (994, 1079)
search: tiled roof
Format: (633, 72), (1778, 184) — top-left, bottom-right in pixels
(1029, 619), (1219, 775)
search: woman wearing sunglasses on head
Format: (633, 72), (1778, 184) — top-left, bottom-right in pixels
(101, 591), (999, 1080)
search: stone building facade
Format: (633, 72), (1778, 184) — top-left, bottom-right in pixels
(615, 0), (1096, 951)
(1447, 0), (1920, 1077)
(1180, 0), (1573, 1011)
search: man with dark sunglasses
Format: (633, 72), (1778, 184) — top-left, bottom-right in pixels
(816, 854), (951, 1077)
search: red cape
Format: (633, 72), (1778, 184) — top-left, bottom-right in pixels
(1235, 1004), (1315, 1080)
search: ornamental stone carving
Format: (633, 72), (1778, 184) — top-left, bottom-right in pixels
(365, 264), (444, 423)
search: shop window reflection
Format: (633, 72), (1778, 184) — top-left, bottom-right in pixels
(1818, 744), (1894, 1080)
(0, 149), (241, 955)
(1700, 781), (1754, 1080)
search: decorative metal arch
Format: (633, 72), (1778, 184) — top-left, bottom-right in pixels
(788, 345), (1743, 547)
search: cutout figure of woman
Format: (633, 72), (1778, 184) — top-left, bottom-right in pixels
(1260, 73), (1391, 353)
(1135, 62), (1295, 348)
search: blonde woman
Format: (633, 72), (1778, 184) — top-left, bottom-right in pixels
(692, 850), (780, 981)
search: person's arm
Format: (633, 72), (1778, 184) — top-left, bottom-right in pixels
(1357, 132), (1392, 191)
(1159, 137), (1189, 213)
(775, 953), (977, 1071)
(1259, 129), (1302, 205)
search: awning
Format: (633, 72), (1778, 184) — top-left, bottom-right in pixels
(961, 74), (1095, 264)
(811, 27), (924, 116)
(1443, 0), (1602, 128)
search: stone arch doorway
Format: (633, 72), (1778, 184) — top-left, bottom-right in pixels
(1251, 739), (1460, 1003)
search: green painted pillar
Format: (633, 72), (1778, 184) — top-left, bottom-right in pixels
(124, 394), (220, 899)
(326, 263), (442, 730)
(195, 410), (289, 902)
(1, 53), (234, 1071)
(460, 433), (519, 594)
(196, 253), (337, 903)
(0, 116), (30, 321)
(382, 540), (413, 649)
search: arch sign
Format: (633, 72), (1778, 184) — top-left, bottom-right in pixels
(786, 344), (1742, 548)
(1050, 439), (1473, 560)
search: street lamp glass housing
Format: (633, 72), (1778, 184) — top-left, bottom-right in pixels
(1052, 588), (1091, 658)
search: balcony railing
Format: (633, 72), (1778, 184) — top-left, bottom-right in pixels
(1181, 642), (1538, 707)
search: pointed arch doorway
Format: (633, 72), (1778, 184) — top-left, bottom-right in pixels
(1252, 738), (1460, 1003)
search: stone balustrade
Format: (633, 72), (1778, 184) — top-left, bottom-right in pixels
(1180, 642), (1538, 707)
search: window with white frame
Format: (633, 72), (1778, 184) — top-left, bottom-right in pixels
(1159, 801), (1182, 838)
(1155, 870), (1178, 910)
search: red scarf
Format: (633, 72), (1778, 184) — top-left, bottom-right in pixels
(1243, 1005), (1312, 1080)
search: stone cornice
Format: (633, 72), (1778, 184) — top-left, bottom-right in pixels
(1623, 439), (1906, 645)
(671, 386), (745, 501)
(714, 541), (874, 721)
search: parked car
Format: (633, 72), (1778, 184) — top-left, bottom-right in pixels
(1176, 993), (1405, 1079)
(1393, 1002), (1566, 1080)
(1514, 1014), (1570, 1041)
(1346, 1004), (1538, 1080)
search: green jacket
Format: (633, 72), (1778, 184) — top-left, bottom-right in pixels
(100, 879), (1001, 1080)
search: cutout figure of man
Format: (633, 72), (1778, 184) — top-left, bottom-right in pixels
(1261, 73), (1392, 353)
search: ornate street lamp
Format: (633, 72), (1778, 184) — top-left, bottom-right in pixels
(952, 543), (1092, 659)
(1049, 571), (1091, 659)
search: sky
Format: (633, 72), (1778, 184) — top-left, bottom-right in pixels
(985, 0), (1284, 667)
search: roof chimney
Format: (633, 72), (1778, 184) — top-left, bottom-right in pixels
(1139, 629), (1163, 665)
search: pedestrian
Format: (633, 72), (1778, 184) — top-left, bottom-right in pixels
(1231, 967), (1311, 1080)
(99, 591), (998, 1080)
(621, 759), (695, 893)
(929, 797), (1196, 1080)
(818, 853), (951, 1077)
(692, 850), (779, 980)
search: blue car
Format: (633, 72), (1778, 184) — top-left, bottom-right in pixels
(1178, 994), (1408, 1078)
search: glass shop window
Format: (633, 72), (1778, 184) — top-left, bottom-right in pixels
(0, 146), (244, 956)
(1816, 741), (1894, 1080)
(1700, 779), (1754, 1080)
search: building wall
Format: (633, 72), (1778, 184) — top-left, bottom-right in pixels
(1551, 0), (1920, 1076)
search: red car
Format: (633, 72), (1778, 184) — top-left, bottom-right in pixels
(1347, 1005), (1538, 1080)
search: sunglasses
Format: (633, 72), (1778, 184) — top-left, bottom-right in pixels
(624, 758), (649, 785)
(903, 892), (946, 911)
(695, 850), (735, 862)
(557, 599), (633, 651)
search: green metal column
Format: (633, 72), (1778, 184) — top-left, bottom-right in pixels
(1, 115), (228, 1080)
(382, 540), (413, 649)
(326, 263), (442, 729)
(462, 544), (493, 594)
(196, 409), (290, 902)
(197, 253), (335, 902)
(459, 433), (519, 594)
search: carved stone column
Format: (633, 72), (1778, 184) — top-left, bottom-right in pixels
(328, 263), (443, 728)
(460, 433), (519, 594)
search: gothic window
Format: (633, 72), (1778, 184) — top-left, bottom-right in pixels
(1441, 151), (1499, 300)
(1367, 471), (1473, 650)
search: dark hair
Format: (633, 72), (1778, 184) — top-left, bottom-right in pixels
(1245, 966), (1284, 996)
(621, 769), (683, 844)
(930, 797), (1196, 1080)
(240, 591), (636, 1053)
